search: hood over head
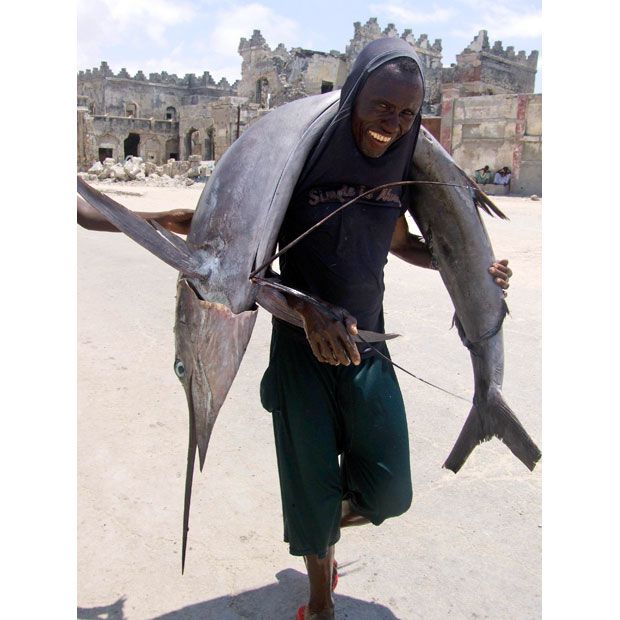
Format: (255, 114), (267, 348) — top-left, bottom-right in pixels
(296, 37), (426, 196)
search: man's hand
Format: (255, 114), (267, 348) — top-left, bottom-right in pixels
(296, 302), (361, 366)
(489, 259), (512, 291)
(78, 195), (195, 235)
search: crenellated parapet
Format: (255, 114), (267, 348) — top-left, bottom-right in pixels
(444, 30), (539, 96)
(401, 29), (442, 53)
(462, 30), (537, 68)
(78, 63), (236, 91)
(238, 29), (270, 53)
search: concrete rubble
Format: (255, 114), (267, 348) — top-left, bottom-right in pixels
(78, 156), (215, 188)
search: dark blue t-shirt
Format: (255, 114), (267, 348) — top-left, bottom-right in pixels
(279, 182), (406, 336)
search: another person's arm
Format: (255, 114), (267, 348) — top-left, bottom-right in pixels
(77, 195), (195, 235)
(389, 215), (512, 289)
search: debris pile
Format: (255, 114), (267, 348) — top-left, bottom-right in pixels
(78, 157), (215, 187)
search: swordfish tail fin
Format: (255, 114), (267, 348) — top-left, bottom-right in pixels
(443, 389), (542, 473)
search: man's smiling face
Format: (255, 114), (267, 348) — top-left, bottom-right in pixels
(351, 62), (424, 159)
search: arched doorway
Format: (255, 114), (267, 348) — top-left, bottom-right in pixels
(124, 133), (140, 158)
(185, 128), (201, 159)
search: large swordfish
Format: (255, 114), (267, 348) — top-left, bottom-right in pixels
(77, 90), (540, 569)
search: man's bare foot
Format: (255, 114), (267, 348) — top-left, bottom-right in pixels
(341, 499), (370, 527)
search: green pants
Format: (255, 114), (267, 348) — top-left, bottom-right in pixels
(260, 321), (412, 558)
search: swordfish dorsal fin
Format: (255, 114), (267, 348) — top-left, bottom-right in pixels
(415, 127), (508, 221)
(77, 177), (203, 277)
(454, 162), (508, 220)
(449, 157), (508, 220)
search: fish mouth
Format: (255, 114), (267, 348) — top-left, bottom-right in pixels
(368, 130), (393, 144)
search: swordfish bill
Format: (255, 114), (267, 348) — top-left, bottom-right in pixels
(408, 127), (541, 472)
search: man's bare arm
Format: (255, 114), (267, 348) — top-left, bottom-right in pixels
(77, 195), (195, 235)
(389, 214), (434, 268)
(389, 215), (513, 289)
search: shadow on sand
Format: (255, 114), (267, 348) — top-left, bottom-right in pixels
(77, 568), (400, 619)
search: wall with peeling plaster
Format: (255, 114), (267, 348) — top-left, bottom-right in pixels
(441, 93), (542, 196)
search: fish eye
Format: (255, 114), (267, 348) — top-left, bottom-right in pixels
(174, 359), (186, 378)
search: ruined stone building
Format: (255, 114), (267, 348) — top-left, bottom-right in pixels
(236, 19), (444, 115)
(76, 61), (255, 167)
(77, 18), (541, 194)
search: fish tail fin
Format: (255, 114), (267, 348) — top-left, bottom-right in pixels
(443, 390), (541, 473)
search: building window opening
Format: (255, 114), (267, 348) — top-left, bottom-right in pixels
(124, 133), (140, 158)
(321, 81), (334, 94)
(126, 103), (138, 117)
(256, 77), (269, 108)
(98, 148), (113, 163)
(169, 152), (178, 160)
(166, 106), (177, 121)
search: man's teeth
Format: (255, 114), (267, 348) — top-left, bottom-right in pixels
(368, 130), (391, 143)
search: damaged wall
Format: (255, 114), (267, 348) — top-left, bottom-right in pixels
(441, 93), (542, 196)
(442, 31), (538, 97)
(237, 30), (347, 108)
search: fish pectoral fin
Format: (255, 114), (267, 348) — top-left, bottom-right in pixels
(77, 177), (202, 277)
(443, 392), (541, 473)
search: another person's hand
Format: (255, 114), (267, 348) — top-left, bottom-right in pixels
(489, 259), (512, 293)
(153, 209), (195, 235)
(296, 302), (361, 366)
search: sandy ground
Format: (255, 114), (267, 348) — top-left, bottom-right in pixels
(77, 184), (541, 620)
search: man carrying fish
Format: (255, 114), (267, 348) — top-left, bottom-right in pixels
(79, 37), (513, 620)
(253, 39), (511, 620)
